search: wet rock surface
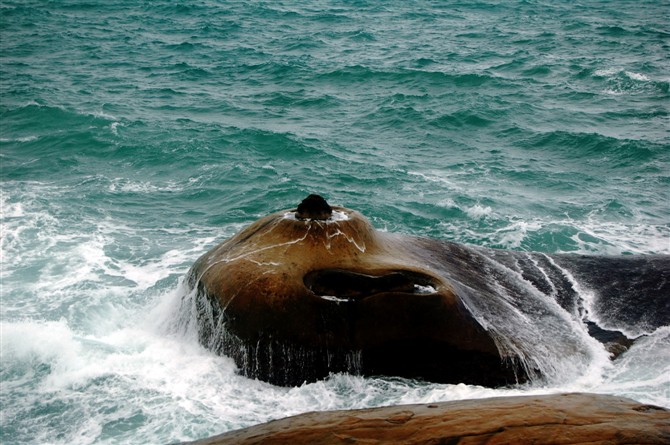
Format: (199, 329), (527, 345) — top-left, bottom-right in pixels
(187, 196), (669, 387)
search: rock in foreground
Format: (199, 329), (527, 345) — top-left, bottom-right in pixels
(176, 393), (670, 445)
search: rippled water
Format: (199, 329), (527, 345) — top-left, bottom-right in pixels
(1, 1), (669, 443)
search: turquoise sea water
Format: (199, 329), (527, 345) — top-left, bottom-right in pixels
(1, 1), (669, 443)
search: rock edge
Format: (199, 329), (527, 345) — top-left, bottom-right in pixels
(173, 392), (670, 445)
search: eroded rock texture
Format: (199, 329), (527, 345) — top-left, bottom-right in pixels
(176, 393), (670, 445)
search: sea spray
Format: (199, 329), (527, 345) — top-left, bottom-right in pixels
(424, 246), (612, 387)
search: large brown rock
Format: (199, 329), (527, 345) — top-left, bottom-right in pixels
(187, 195), (670, 387)
(188, 195), (519, 387)
(177, 393), (669, 445)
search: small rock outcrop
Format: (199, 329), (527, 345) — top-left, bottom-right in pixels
(295, 194), (333, 220)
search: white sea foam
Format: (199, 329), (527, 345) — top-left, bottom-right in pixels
(92, 110), (117, 121)
(282, 209), (351, 222)
(330, 210), (351, 221)
(108, 178), (184, 193)
(593, 68), (654, 95)
(493, 220), (543, 249)
(437, 213), (669, 255)
(570, 220), (670, 255)
(0, 192), (25, 220)
(414, 284), (436, 294)
(407, 170), (460, 188)
(465, 203), (492, 219)
(0, 135), (39, 142)
(110, 122), (122, 135)
(595, 327), (670, 407)
(624, 71), (649, 81)
(0, 320), (74, 363)
(593, 68), (619, 77)
(116, 249), (189, 290)
(436, 198), (457, 208)
(593, 68), (649, 81)
(319, 295), (351, 303)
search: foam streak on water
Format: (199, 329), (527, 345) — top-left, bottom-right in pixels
(1, 0), (669, 443)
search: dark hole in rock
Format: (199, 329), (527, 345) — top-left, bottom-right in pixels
(304, 269), (438, 301)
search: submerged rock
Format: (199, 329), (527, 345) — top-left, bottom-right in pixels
(175, 393), (670, 445)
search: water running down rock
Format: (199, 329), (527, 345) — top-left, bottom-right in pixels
(186, 195), (669, 387)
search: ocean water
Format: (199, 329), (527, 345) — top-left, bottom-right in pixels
(1, 0), (669, 443)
